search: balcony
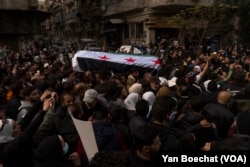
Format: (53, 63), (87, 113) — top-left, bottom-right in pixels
(151, 0), (192, 8)
(0, 0), (29, 10)
(54, 13), (64, 24)
(28, 0), (38, 9)
(65, 12), (76, 20)
(104, 0), (146, 16)
(65, 0), (75, 7)
(88, 6), (103, 17)
(65, 11), (79, 24)
(150, 0), (214, 7)
(207, 23), (228, 34)
(150, 0), (214, 10)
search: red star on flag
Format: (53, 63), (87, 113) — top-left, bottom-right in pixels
(153, 59), (160, 65)
(125, 57), (136, 63)
(99, 55), (110, 60)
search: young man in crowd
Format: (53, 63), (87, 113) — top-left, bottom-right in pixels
(127, 124), (161, 167)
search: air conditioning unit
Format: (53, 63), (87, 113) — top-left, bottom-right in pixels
(101, 5), (106, 11)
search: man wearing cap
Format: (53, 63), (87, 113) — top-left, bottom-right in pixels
(143, 76), (161, 95)
(81, 89), (103, 121)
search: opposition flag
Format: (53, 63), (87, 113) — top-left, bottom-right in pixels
(72, 50), (160, 73)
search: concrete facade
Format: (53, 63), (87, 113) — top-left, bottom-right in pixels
(44, 0), (217, 48)
(0, 0), (51, 50)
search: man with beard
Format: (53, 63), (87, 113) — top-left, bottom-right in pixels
(127, 124), (161, 167)
(126, 67), (140, 90)
(81, 89), (104, 121)
(16, 86), (40, 124)
(143, 76), (161, 95)
(54, 92), (74, 130)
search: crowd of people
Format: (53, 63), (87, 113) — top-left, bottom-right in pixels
(1, 40), (250, 167)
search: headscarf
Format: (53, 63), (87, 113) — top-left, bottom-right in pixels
(194, 65), (201, 73)
(124, 93), (139, 111)
(142, 91), (156, 117)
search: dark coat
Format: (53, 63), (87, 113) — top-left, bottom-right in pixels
(204, 103), (235, 139)
(57, 115), (79, 155)
(6, 95), (22, 120)
(33, 135), (73, 167)
(186, 82), (201, 97)
(199, 90), (219, 105)
(81, 101), (103, 121)
(211, 134), (250, 150)
(2, 110), (46, 167)
(93, 122), (120, 151)
(228, 94), (250, 115)
(127, 149), (156, 167)
(148, 122), (179, 151)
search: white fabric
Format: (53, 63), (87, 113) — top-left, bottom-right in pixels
(203, 80), (211, 91)
(168, 77), (177, 87)
(159, 77), (168, 86)
(124, 93), (139, 111)
(194, 65), (201, 73)
(142, 91), (156, 118)
(195, 74), (201, 84)
(203, 80), (220, 91)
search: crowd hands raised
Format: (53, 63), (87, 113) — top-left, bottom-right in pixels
(1, 41), (250, 167)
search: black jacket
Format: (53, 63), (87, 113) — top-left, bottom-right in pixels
(93, 122), (120, 151)
(2, 110), (47, 167)
(148, 122), (179, 151)
(211, 134), (250, 150)
(204, 103), (235, 139)
(33, 135), (73, 167)
(6, 95), (22, 120)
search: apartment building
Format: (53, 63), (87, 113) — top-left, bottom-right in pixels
(45, 0), (83, 43)
(0, 0), (51, 50)
(46, 0), (234, 49)
(101, 0), (216, 47)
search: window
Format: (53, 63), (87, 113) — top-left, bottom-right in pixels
(136, 23), (143, 38)
(124, 24), (129, 38)
(130, 23), (136, 38)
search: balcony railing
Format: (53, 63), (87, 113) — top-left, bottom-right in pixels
(65, 0), (75, 6)
(65, 11), (79, 24)
(65, 12), (76, 20)
(28, 0), (38, 9)
(104, 0), (145, 16)
(150, 0), (214, 8)
(0, 0), (29, 10)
